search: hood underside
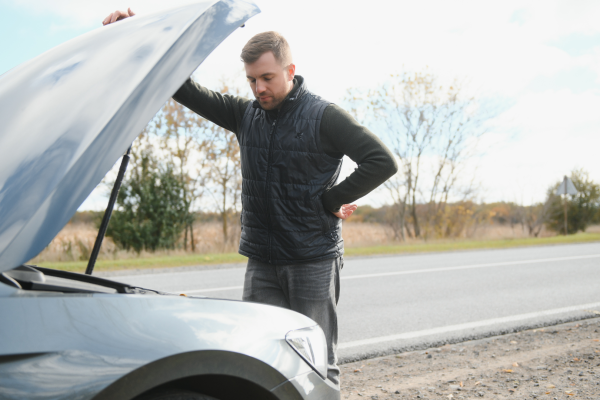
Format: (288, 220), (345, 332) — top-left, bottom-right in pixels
(0, 0), (259, 273)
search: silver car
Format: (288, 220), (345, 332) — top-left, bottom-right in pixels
(0, 1), (340, 399)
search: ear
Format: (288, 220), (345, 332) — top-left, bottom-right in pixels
(286, 63), (296, 81)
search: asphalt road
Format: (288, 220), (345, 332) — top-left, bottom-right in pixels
(111, 242), (600, 362)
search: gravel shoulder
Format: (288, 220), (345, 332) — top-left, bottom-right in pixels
(340, 317), (600, 399)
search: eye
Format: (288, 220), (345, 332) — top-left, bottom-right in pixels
(264, 78), (271, 82)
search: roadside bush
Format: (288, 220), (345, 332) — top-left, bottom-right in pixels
(107, 152), (192, 253)
(545, 169), (600, 234)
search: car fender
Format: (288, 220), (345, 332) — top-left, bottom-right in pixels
(93, 350), (297, 400)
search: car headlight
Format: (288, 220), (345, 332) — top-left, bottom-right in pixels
(285, 325), (328, 379)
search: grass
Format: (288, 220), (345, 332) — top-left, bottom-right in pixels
(344, 231), (600, 257)
(37, 231), (600, 274)
(37, 253), (248, 274)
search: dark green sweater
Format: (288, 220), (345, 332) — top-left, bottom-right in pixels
(173, 78), (398, 212)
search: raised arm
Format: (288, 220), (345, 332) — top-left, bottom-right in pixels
(172, 78), (251, 135)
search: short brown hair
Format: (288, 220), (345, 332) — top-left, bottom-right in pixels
(240, 31), (292, 66)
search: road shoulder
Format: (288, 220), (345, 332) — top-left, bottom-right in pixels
(341, 317), (600, 399)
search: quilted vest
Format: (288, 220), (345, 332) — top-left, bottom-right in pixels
(238, 76), (344, 264)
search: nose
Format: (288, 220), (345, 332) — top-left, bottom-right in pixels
(256, 79), (266, 94)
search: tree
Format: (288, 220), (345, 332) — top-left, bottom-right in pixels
(487, 201), (549, 237)
(106, 134), (191, 253)
(382, 173), (409, 240)
(203, 79), (247, 246)
(521, 202), (550, 237)
(545, 169), (600, 234)
(206, 126), (241, 245)
(346, 69), (496, 239)
(195, 79), (250, 246)
(154, 98), (212, 251)
(106, 77), (249, 252)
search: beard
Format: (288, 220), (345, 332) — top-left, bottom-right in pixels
(256, 91), (287, 111)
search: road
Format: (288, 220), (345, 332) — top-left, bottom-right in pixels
(111, 242), (600, 362)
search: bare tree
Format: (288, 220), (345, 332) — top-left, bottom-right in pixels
(347, 69), (496, 239)
(383, 173), (410, 241)
(153, 98), (212, 250)
(524, 202), (550, 237)
(141, 76), (250, 249)
(203, 79), (248, 246)
(206, 125), (241, 245)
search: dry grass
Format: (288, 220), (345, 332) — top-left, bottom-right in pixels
(27, 221), (600, 272)
(341, 221), (557, 247)
(30, 220), (579, 265)
(461, 222), (556, 239)
(342, 222), (396, 247)
(28, 221), (242, 264)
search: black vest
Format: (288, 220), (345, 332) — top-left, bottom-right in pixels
(238, 76), (344, 264)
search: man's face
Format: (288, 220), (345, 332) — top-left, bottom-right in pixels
(245, 51), (295, 111)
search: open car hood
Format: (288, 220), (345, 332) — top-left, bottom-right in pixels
(0, 0), (259, 273)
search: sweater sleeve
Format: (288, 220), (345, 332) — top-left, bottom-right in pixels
(172, 78), (252, 135)
(319, 104), (398, 213)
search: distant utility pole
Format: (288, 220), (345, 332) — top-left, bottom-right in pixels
(554, 175), (578, 235)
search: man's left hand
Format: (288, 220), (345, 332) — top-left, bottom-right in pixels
(332, 204), (357, 219)
(102, 8), (135, 25)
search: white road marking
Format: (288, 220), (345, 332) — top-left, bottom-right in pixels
(338, 302), (600, 349)
(341, 253), (600, 281)
(174, 253), (600, 294)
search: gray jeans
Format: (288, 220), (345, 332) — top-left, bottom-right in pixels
(242, 256), (342, 386)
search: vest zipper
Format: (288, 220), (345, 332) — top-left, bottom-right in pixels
(265, 118), (278, 263)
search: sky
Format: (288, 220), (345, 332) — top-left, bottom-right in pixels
(2, 0), (600, 210)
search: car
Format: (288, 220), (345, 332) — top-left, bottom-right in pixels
(0, 1), (340, 399)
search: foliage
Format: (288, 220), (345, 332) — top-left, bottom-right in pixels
(487, 202), (549, 237)
(107, 147), (191, 253)
(545, 169), (600, 234)
(347, 201), (554, 239)
(103, 78), (249, 252)
(152, 98), (212, 250)
(151, 78), (247, 247)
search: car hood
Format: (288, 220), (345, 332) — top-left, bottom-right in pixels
(0, 0), (259, 273)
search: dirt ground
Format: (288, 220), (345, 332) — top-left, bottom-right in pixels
(340, 317), (600, 399)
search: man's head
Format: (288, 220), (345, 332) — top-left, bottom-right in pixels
(241, 31), (295, 110)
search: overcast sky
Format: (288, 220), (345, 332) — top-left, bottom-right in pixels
(2, 0), (599, 210)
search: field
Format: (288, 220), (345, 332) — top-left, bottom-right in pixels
(26, 221), (600, 273)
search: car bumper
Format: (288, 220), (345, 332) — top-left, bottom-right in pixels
(271, 371), (340, 400)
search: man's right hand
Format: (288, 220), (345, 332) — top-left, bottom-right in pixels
(332, 203), (357, 220)
(102, 8), (135, 25)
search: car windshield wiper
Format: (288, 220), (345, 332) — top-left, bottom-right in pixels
(85, 145), (132, 276)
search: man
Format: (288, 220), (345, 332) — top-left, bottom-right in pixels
(104, 9), (398, 387)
